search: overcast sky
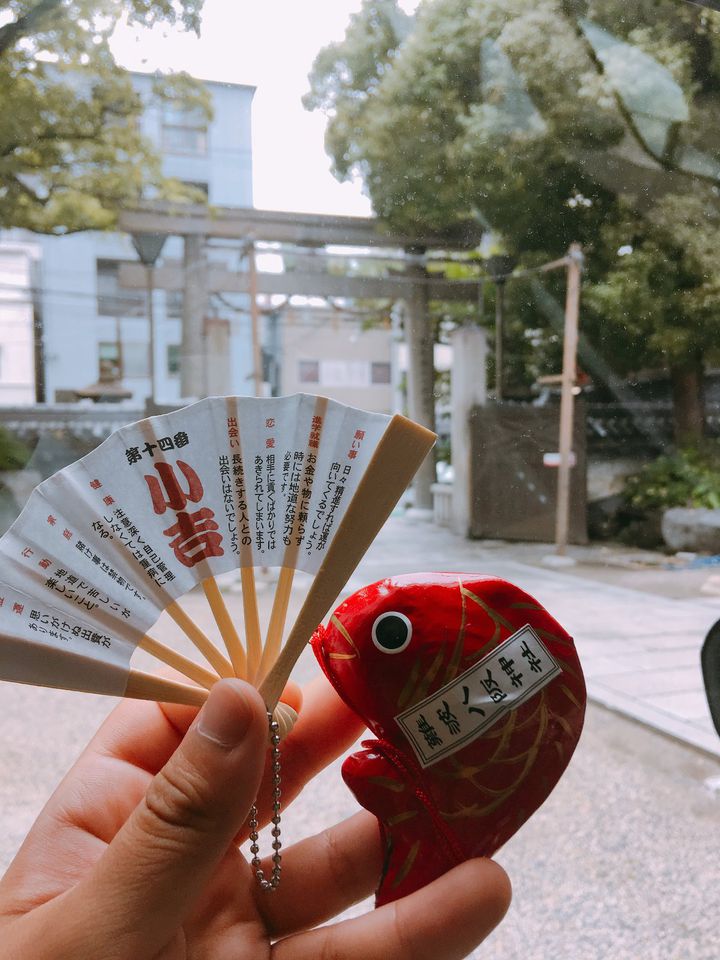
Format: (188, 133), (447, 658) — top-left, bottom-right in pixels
(111, 1), (419, 216)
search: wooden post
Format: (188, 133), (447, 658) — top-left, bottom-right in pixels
(248, 242), (263, 397)
(555, 243), (583, 556)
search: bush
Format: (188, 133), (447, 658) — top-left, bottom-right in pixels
(0, 427), (31, 472)
(624, 445), (720, 513)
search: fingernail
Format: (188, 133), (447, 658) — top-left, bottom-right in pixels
(197, 680), (252, 748)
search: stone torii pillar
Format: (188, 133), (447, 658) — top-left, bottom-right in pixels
(402, 251), (436, 513)
(181, 233), (208, 399)
(449, 324), (488, 537)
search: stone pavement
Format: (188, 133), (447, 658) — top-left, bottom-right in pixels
(339, 513), (720, 759)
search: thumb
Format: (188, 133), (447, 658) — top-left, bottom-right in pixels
(78, 679), (268, 954)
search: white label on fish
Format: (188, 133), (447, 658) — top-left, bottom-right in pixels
(395, 624), (562, 768)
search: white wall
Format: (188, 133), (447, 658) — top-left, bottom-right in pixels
(0, 244), (39, 405)
(280, 307), (394, 413)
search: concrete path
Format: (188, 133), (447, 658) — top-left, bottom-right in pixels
(346, 514), (720, 758)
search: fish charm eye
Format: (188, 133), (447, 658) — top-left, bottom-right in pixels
(371, 611), (412, 654)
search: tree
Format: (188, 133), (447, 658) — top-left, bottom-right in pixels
(0, 0), (209, 234)
(305, 0), (720, 443)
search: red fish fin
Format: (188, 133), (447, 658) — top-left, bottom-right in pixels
(342, 744), (408, 817)
(342, 743), (463, 906)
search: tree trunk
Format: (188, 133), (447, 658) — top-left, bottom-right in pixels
(670, 360), (705, 446)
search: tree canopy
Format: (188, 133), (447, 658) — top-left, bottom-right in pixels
(0, 0), (209, 234)
(305, 0), (720, 441)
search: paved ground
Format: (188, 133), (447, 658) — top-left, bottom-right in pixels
(2, 513), (720, 959)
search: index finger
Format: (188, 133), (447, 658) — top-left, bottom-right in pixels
(272, 858), (512, 960)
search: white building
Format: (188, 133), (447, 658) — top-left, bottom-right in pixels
(0, 73), (255, 406)
(0, 243), (40, 405)
(277, 304), (395, 414)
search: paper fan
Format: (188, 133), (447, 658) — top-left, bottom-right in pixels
(0, 394), (436, 729)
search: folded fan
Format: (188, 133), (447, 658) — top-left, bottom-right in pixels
(0, 394), (436, 725)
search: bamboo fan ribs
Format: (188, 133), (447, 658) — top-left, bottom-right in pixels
(0, 395), (436, 729)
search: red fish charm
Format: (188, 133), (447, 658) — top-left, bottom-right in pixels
(311, 573), (586, 906)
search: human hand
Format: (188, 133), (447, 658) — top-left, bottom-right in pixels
(0, 676), (511, 960)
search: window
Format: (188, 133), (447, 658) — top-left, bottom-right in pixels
(167, 343), (181, 376)
(166, 290), (183, 320)
(371, 361), (391, 384)
(122, 342), (149, 379)
(182, 180), (209, 198)
(297, 359), (391, 387)
(0, 251), (28, 288)
(298, 360), (319, 384)
(96, 260), (145, 318)
(98, 342), (120, 382)
(320, 360), (370, 387)
(162, 106), (207, 156)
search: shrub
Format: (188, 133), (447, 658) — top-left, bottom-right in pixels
(624, 445), (720, 513)
(0, 427), (32, 472)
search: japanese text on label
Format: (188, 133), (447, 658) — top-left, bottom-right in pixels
(395, 624), (562, 768)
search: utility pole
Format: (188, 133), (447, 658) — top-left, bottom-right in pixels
(114, 313), (124, 383)
(146, 264), (156, 399)
(555, 243), (583, 556)
(131, 232), (166, 405)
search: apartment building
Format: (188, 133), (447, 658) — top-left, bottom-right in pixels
(0, 73), (255, 405)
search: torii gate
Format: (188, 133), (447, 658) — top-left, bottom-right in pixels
(118, 202), (485, 511)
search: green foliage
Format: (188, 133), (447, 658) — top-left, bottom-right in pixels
(585, 192), (720, 374)
(0, 428), (32, 472)
(305, 0), (720, 439)
(303, 0), (414, 184)
(624, 446), (720, 512)
(0, 0), (209, 234)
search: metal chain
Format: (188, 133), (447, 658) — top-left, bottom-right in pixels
(248, 714), (282, 891)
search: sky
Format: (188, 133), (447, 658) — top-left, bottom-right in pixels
(111, 0), (420, 216)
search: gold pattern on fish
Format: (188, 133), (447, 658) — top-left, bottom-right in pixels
(387, 810), (419, 826)
(330, 615), (359, 655)
(368, 776), (407, 793)
(438, 702), (550, 819)
(391, 839), (421, 888)
(441, 578), (468, 686)
(397, 657), (424, 712)
(460, 587), (514, 632)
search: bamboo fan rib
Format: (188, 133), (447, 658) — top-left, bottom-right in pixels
(0, 395), (436, 732)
